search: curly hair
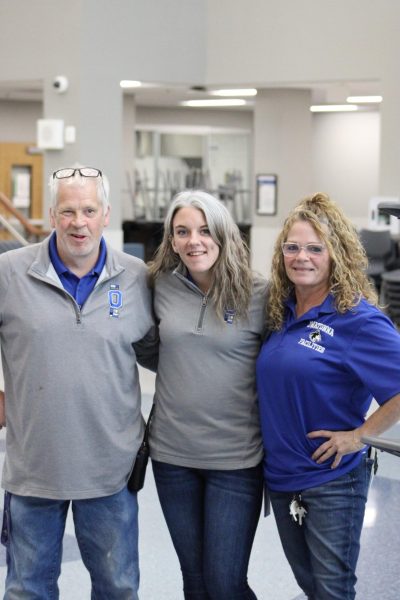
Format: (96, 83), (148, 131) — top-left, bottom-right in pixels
(267, 192), (378, 330)
(148, 190), (254, 321)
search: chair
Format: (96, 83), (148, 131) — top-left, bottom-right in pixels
(359, 229), (398, 291)
(123, 242), (145, 260)
(380, 269), (400, 325)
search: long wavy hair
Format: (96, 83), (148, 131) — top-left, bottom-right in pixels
(267, 192), (378, 330)
(149, 190), (253, 320)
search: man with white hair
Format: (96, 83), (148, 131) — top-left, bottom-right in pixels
(0, 166), (156, 599)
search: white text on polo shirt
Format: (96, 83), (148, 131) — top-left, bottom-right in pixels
(306, 321), (334, 337)
(298, 338), (325, 353)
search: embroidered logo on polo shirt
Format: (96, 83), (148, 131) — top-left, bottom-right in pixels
(297, 320), (334, 354)
(307, 320), (334, 337)
(309, 330), (322, 343)
(298, 337), (325, 353)
(108, 284), (123, 318)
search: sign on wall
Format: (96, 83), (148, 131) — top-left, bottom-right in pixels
(256, 174), (277, 216)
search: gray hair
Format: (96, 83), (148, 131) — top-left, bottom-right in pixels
(149, 189), (254, 320)
(165, 189), (238, 246)
(48, 164), (110, 212)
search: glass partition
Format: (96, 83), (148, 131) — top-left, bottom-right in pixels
(133, 129), (251, 224)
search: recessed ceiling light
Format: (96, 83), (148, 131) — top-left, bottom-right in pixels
(181, 99), (247, 107)
(346, 95), (382, 103)
(210, 88), (257, 97)
(120, 80), (142, 89)
(310, 104), (358, 113)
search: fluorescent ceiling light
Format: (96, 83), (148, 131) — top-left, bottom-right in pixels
(310, 104), (358, 113)
(211, 88), (257, 97)
(120, 80), (142, 89)
(181, 99), (247, 107)
(346, 95), (382, 103)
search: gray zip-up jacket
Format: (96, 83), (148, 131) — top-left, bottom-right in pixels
(150, 267), (267, 469)
(0, 237), (155, 499)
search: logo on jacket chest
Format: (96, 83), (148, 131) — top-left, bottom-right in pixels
(108, 284), (123, 318)
(224, 309), (236, 324)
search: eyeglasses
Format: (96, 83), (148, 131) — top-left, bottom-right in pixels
(53, 167), (102, 180)
(281, 242), (326, 256)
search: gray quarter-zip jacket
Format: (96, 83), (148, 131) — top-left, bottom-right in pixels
(0, 236), (155, 499)
(150, 267), (267, 469)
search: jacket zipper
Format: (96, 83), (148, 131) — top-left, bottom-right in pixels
(172, 269), (209, 332)
(65, 273), (121, 325)
(75, 304), (82, 324)
(197, 295), (208, 331)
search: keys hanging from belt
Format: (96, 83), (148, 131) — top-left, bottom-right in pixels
(289, 493), (307, 526)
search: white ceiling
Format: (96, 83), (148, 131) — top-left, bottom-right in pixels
(0, 78), (382, 110)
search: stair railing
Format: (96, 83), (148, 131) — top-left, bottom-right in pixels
(0, 191), (50, 243)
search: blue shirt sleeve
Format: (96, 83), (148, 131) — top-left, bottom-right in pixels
(344, 310), (400, 405)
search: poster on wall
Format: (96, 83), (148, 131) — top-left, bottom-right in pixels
(256, 174), (277, 215)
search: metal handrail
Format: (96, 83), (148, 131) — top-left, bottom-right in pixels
(361, 435), (400, 457)
(0, 214), (29, 246)
(0, 191), (50, 240)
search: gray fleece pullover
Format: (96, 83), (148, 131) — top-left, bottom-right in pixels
(150, 267), (267, 469)
(0, 237), (155, 499)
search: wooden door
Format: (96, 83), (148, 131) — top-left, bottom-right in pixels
(0, 142), (43, 239)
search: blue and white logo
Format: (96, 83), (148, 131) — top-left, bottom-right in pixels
(108, 286), (123, 318)
(224, 309), (236, 324)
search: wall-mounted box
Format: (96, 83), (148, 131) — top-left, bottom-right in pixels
(37, 119), (64, 150)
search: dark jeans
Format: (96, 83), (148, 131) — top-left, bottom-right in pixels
(152, 460), (263, 600)
(269, 456), (373, 600)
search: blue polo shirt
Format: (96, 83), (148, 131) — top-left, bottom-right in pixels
(49, 232), (107, 308)
(256, 294), (400, 492)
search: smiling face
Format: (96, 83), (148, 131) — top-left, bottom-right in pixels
(49, 178), (110, 273)
(283, 220), (331, 296)
(171, 206), (220, 292)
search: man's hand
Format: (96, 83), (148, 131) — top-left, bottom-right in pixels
(0, 390), (5, 428)
(307, 429), (364, 469)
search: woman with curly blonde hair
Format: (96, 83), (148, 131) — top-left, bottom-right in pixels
(149, 190), (267, 599)
(256, 192), (400, 599)
(267, 192), (378, 331)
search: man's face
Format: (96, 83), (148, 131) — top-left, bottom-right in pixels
(49, 178), (110, 268)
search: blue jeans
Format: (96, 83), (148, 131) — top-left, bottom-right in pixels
(2, 486), (139, 600)
(269, 456), (373, 600)
(152, 460), (263, 600)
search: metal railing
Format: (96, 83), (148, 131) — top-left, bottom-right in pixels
(0, 213), (29, 246)
(361, 435), (400, 457)
(0, 191), (49, 246)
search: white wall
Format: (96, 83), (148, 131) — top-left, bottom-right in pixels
(0, 101), (41, 142)
(0, 1), (207, 86)
(250, 109), (380, 276)
(205, 1), (397, 85)
(312, 111), (380, 228)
